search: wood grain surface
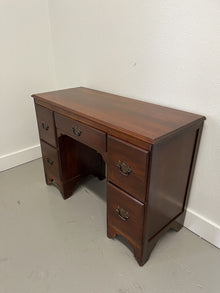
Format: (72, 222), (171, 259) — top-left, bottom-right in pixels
(32, 87), (205, 144)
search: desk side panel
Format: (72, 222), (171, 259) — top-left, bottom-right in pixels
(145, 122), (203, 240)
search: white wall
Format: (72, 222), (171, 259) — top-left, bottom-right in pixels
(48, 0), (220, 246)
(0, 0), (55, 171)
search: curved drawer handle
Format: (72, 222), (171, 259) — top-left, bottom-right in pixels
(46, 157), (54, 166)
(117, 160), (132, 176)
(72, 125), (81, 136)
(116, 206), (129, 221)
(41, 122), (49, 131)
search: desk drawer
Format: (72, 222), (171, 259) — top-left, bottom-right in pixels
(55, 113), (106, 154)
(35, 104), (56, 147)
(107, 136), (149, 202)
(107, 183), (144, 244)
(41, 141), (60, 179)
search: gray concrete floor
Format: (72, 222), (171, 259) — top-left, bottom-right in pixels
(0, 159), (219, 293)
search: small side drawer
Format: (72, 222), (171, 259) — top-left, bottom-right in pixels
(55, 113), (106, 154)
(107, 136), (149, 202)
(35, 104), (56, 146)
(41, 141), (60, 179)
(107, 183), (144, 244)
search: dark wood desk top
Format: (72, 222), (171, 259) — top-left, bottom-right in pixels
(32, 87), (205, 144)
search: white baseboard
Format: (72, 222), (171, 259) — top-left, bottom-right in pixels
(185, 208), (220, 249)
(0, 145), (42, 172)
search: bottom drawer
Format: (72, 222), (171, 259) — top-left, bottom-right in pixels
(41, 141), (60, 179)
(107, 183), (144, 244)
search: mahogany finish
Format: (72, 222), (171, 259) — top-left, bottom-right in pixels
(146, 126), (199, 240)
(55, 112), (106, 154)
(107, 183), (144, 245)
(32, 87), (204, 145)
(41, 140), (60, 179)
(35, 104), (56, 147)
(32, 87), (205, 265)
(108, 136), (149, 202)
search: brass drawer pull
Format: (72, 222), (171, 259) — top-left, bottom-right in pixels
(41, 122), (49, 131)
(72, 125), (81, 136)
(46, 158), (54, 166)
(116, 206), (129, 221)
(117, 160), (132, 176)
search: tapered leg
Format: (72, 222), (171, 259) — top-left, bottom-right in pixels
(107, 224), (117, 239)
(56, 176), (82, 200)
(133, 246), (143, 265)
(170, 219), (184, 232)
(107, 223), (144, 265)
(45, 173), (53, 185)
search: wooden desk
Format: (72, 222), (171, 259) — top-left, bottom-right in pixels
(32, 87), (205, 265)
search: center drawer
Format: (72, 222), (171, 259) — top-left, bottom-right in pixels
(55, 113), (106, 154)
(107, 136), (149, 202)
